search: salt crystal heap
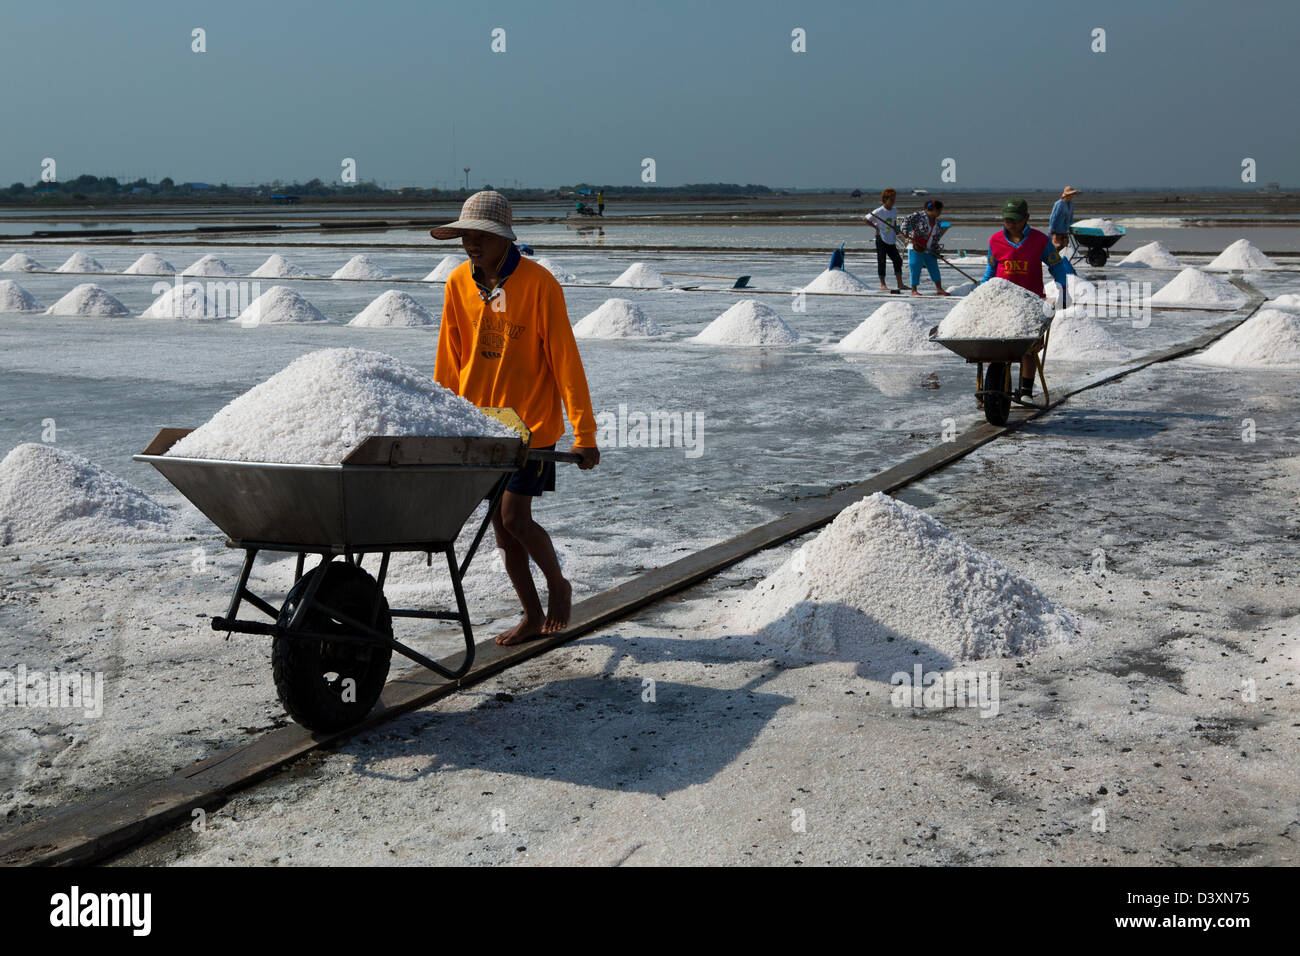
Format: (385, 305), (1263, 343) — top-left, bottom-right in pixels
(182, 254), (238, 276)
(123, 253), (177, 275)
(1072, 218), (1122, 236)
(424, 255), (464, 282)
(0, 280), (42, 313)
(234, 286), (327, 326)
(1, 253), (45, 272)
(56, 251), (106, 273)
(936, 278), (1047, 339)
(141, 282), (220, 320)
(692, 299), (801, 345)
(348, 290), (436, 327)
(573, 298), (665, 339)
(802, 268), (872, 294)
(1196, 309), (1300, 367)
(332, 254), (391, 280)
(45, 284), (129, 317)
(1115, 241), (1182, 270)
(734, 492), (1078, 665)
(611, 262), (669, 288)
(1044, 312), (1135, 363)
(165, 348), (516, 464)
(1265, 294), (1300, 312)
(1149, 268), (1247, 309)
(532, 256), (576, 282)
(1205, 238), (1279, 272)
(834, 301), (944, 354)
(251, 253), (313, 278)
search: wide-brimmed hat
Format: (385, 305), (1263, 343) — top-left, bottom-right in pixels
(430, 191), (517, 241)
(1062, 186), (1081, 198)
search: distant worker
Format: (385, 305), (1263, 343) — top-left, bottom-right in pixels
(864, 187), (906, 293)
(901, 200), (950, 297)
(980, 198), (1075, 399)
(597, 189), (605, 216)
(1048, 186), (1080, 253)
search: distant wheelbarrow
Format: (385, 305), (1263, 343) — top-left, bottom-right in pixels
(929, 327), (1052, 426)
(1069, 224), (1127, 267)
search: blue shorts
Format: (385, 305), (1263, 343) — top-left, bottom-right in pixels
(505, 445), (557, 497)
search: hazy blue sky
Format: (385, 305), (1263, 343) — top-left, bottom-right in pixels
(1, 0), (1296, 190)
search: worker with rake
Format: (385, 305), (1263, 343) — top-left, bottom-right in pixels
(900, 200), (951, 296)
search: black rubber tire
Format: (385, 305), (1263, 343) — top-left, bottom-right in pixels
(983, 363), (1011, 426)
(272, 561), (392, 733)
(1086, 247), (1108, 267)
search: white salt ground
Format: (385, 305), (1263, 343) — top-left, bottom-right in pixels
(802, 268), (872, 294)
(140, 283), (221, 321)
(45, 283), (129, 317)
(234, 286), (327, 326)
(1205, 238), (1280, 272)
(182, 254), (238, 277)
(1044, 312), (1135, 363)
(424, 255), (464, 282)
(734, 493), (1078, 665)
(332, 255), (391, 280)
(1195, 309), (1300, 367)
(1265, 293), (1300, 312)
(166, 348), (516, 464)
(1, 253), (45, 272)
(936, 277), (1047, 339)
(1115, 241), (1182, 270)
(1149, 268), (1247, 309)
(0, 280), (42, 313)
(0, 443), (176, 545)
(611, 262), (669, 288)
(348, 290), (435, 328)
(122, 253), (176, 275)
(692, 299), (802, 346)
(573, 298), (665, 339)
(56, 251), (105, 273)
(834, 301), (944, 354)
(532, 256), (576, 282)
(251, 254), (313, 279)
(1073, 217), (1122, 236)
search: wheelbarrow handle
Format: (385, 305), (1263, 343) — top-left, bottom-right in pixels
(527, 449), (586, 464)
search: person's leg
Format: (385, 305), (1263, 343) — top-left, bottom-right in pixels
(926, 253), (946, 295)
(888, 244), (905, 289)
(495, 490), (572, 642)
(1019, 351), (1038, 396)
(875, 238), (888, 288)
(908, 249), (923, 294)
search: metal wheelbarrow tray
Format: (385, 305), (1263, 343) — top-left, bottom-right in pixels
(1069, 224), (1127, 267)
(930, 329), (1052, 426)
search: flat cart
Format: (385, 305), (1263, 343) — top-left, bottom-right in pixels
(1069, 224), (1127, 267)
(930, 326), (1052, 426)
(134, 410), (581, 732)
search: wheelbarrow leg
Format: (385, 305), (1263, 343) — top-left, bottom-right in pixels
(444, 544), (477, 679)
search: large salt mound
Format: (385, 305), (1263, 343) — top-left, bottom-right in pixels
(1150, 268), (1246, 309)
(532, 256), (576, 282)
(1205, 238), (1279, 272)
(1115, 241), (1182, 270)
(332, 254), (391, 280)
(802, 268), (872, 294)
(834, 301), (944, 354)
(424, 255), (465, 282)
(141, 282), (221, 321)
(936, 277), (1047, 339)
(1196, 309), (1300, 367)
(0, 443), (175, 545)
(1265, 293), (1300, 312)
(1073, 217), (1122, 236)
(123, 253), (177, 275)
(734, 493), (1078, 664)
(1045, 312), (1135, 363)
(348, 290), (436, 328)
(45, 284), (129, 317)
(1, 253), (45, 272)
(573, 298), (665, 339)
(56, 251), (106, 273)
(182, 254), (238, 276)
(611, 262), (669, 288)
(0, 280), (42, 313)
(166, 348), (515, 464)
(234, 286), (328, 326)
(692, 299), (801, 346)
(251, 253), (313, 278)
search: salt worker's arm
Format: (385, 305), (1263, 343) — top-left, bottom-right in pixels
(433, 291), (464, 391)
(1043, 243), (1074, 286)
(980, 240), (997, 283)
(542, 280), (600, 469)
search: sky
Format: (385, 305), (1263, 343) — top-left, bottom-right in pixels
(0, 0), (1296, 191)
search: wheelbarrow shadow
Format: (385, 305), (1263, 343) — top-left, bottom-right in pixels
(1021, 407), (1219, 442)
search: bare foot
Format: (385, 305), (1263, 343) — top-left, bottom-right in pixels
(542, 578), (572, 634)
(910, 289), (922, 297)
(495, 614), (543, 646)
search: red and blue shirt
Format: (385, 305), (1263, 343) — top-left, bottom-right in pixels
(980, 226), (1073, 298)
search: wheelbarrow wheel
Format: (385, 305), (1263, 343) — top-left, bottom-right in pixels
(1086, 247), (1108, 267)
(983, 363), (1011, 426)
(272, 561), (393, 733)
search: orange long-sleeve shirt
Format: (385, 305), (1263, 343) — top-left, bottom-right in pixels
(434, 256), (597, 448)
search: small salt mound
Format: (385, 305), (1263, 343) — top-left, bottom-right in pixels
(1265, 293), (1300, 312)
(802, 268), (872, 294)
(348, 290), (436, 328)
(1205, 238), (1279, 272)
(1073, 217), (1121, 236)
(532, 256), (576, 282)
(251, 253), (313, 278)
(1045, 312), (1135, 363)
(123, 253), (177, 275)
(611, 262), (669, 288)
(1196, 309), (1300, 367)
(166, 348), (515, 464)
(1150, 268), (1246, 309)
(692, 299), (801, 346)
(45, 283), (129, 317)
(1115, 241), (1182, 270)
(0, 280), (42, 313)
(424, 255), (465, 282)
(0, 443), (175, 545)
(1046, 271), (1096, 306)
(141, 282), (221, 321)
(332, 254), (391, 280)
(946, 280), (977, 296)
(834, 301), (944, 354)
(573, 298), (665, 339)
(56, 251), (106, 273)
(1, 253), (45, 272)
(936, 278), (1047, 339)
(182, 254), (238, 277)
(234, 286), (328, 326)
(734, 493), (1077, 663)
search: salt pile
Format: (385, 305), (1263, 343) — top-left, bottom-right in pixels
(424, 255), (465, 282)
(332, 254), (391, 280)
(532, 256), (576, 282)
(1044, 312), (1135, 363)
(56, 251), (106, 273)
(946, 280), (977, 296)
(573, 298), (665, 339)
(802, 268), (872, 294)
(0, 443), (175, 545)
(734, 493), (1077, 663)
(1149, 268), (1246, 309)
(611, 262), (669, 288)
(251, 253), (313, 278)
(234, 286), (327, 326)
(123, 253), (177, 275)
(1, 253), (45, 272)
(1265, 293), (1300, 312)
(1115, 241), (1182, 270)
(140, 282), (220, 321)
(45, 284), (129, 317)
(1205, 238), (1279, 272)
(834, 301), (944, 354)
(166, 348), (516, 464)
(1196, 309), (1300, 367)
(692, 300), (801, 346)
(1072, 217), (1122, 236)
(935, 278), (1047, 339)
(0, 280), (42, 313)
(348, 290), (436, 328)
(182, 254), (238, 277)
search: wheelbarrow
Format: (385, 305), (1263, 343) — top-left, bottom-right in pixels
(930, 325), (1052, 426)
(1069, 224), (1126, 267)
(134, 409), (582, 732)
